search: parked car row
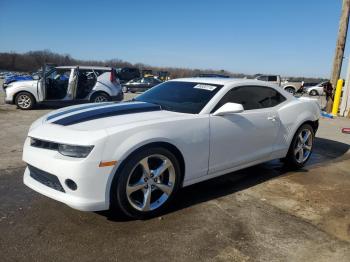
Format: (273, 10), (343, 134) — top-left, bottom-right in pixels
(3, 64), (329, 110)
(122, 77), (162, 93)
(0, 71), (26, 79)
(1, 71), (34, 88)
(116, 67), (170, 93)
(3, 64), (170, 110)
(4, 66), (123, 110)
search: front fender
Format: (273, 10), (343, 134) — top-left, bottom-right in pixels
(114, 131), (180, 162)
(5, 83), (39, 103)
(101, 129), (184, 206)
(101, 115), (210, 201)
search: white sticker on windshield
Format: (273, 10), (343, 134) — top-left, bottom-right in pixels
(193, 84), (217, 91)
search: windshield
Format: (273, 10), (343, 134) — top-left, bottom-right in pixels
(135, 81), (223, 114)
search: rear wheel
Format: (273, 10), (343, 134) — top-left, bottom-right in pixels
(91, 92), (110, 103)
(111, 147), (181, 219)
(15, 92), (35, 110)
(285, 124), (314, 169)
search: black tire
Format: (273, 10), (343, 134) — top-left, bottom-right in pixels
(284, 123), (314, 169)
(309, 90), (318, 96)
(110, 147), (181, 219)
(284, 87), (295, 94)
(15, 92), (35, 110)
(90, 92), (110, 103)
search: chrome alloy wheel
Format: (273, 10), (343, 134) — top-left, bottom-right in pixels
(94, 95), (108, 102)
(17, 94), (32, 109)
(294, 129), (313, 163)
(126, 154), (176, 212)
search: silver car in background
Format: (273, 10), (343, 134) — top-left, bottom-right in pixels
(304, 82), (327, 96)
(4, 66), (123, 110)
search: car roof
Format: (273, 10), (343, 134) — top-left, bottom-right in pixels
(168, 77), (293, 99)
(169, 77), (270, 86)
(56, 66), (112, 70)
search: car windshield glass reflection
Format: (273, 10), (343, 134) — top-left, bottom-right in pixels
(135, 81), (223, 114)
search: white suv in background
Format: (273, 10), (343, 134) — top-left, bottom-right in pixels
(4, 66), (123, 110)
(255, 74), (301, 94)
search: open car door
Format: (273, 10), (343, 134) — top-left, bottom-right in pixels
(37, 71), (46, 102)
(66, 67), (78, 100)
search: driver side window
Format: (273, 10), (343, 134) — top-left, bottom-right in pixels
(212, 85), (286, 112)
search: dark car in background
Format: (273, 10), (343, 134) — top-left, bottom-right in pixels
(116, 67), (140, 83)
(122, 77), (162, 93)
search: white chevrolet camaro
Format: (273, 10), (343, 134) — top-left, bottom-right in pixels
(23, 78), (320, 218)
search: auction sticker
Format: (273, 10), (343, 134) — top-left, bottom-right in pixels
(193, 84), (217, 91)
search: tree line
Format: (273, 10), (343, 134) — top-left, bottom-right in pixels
(0, 50), (326, 82)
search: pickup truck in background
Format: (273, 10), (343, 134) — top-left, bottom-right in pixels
(255, 74), (302, 94)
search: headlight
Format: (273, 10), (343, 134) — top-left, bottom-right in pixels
(58, 144), (94, 158)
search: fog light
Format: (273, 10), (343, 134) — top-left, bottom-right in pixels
(65, 179), (77, 191)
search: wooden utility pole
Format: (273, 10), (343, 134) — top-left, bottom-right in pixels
(327, 0), (350, 112)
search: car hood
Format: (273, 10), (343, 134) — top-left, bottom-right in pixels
(9, 79), (38, 87)
(28, 102), (188, 144)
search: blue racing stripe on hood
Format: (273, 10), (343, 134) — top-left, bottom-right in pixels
(52, 102), (162, 126)
(47, 102), (114, 121)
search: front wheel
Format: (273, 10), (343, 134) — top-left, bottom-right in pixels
(15, 92), (35, 110)
(285, 124), (314, 169)
(111, 147), (181, 219)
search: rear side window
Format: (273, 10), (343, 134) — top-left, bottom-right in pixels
(94, 69), (110, 76)
(212, 85), (286, 112)
(268, 75), (277, 81)
(257, 75), (268, 81)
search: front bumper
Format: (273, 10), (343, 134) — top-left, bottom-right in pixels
(3, 88), (14, 104)
(24, 167), (109, 211)
(22, 137), (114, 211)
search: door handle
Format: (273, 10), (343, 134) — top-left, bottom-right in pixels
(267, 116), (277, 121)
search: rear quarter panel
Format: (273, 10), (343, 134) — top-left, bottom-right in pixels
(91, 72), (122, 98)
(273, 98), (320, 157)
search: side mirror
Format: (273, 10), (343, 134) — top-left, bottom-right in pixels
(213, 102), (244, 116)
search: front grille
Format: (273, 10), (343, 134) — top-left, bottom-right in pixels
(28, 165), (65, 192)
(30, 138), (59, 151)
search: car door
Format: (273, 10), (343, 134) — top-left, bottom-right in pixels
(37, 66), (52, 102)
(66, 67), (78, 100)
(209, 85), (286, 174)
(37, 76), (46, 102)
(140, 78), (151, 90)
